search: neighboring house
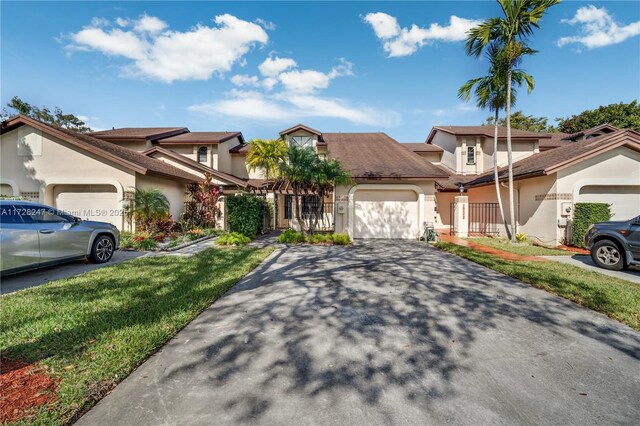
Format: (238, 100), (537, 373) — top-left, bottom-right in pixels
(418, 124), (640, 245)
(0, 115), (201, 229)
(2, 114), (637, 245)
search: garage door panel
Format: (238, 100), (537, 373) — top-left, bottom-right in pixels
(54, 184), (121, 227)
(354, 189), (419, 239)
(579, 185), (640, 221)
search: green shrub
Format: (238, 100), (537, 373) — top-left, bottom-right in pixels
(279, 229), (305, 244)
(278, 230), (352, 245)
(515, 233), (527, 243)
(217, 232), (251, 246)
(119, 232), (135, 249)
(331, 233), (352, 245)
(226, 194), (269, 238)
(571, 202), (612, 248)
(133, 238), (158, 251)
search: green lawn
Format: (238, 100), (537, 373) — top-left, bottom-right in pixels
(435, 242), (640, 331)
(1, 247), (273, 425)
(467, 237), (574, 256)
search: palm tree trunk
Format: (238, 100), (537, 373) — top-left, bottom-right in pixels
(506, 66), (516, 241)
(493, 109), (511, 240)
(294, 187), (306, 235)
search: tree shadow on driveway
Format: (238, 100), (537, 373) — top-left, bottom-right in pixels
(80, 241), (640, 425)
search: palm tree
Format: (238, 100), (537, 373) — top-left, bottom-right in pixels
(310, 157), (352, 233)
(279, 146), (317, 235)
(465, 0), (560, 240)
(246, 138), (288, 182)
(125, 188), (170, 230)
(246, 138), (287, 229)
(458, 42), (534, 239)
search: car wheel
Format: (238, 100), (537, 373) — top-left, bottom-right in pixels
(591, 240), (625, 271)
(89, 235), (115, 264)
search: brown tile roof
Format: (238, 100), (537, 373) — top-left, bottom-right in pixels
(402, 143), (443, 153)
(324, 132), (449, 179)
(229, 143), (251, 154)
(561, 123), (619, 141)
(142, 146), (248, 187)
(90, 127), (188, 141)
(539, 132), (572, 150)
(1, 115), (200, 182)
(467, 130), (640, 187)
(156, 131), (243, 144)
(279, 123), (322, 138)
(426, 125), (551, 143)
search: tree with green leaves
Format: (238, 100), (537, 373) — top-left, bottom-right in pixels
(246, 138), (288, 182)
(483, 110), (556, 133)
(556, 100), (640, 133)
(2, 96), (92, 132)
(459, 42), (534, 239)
(465, 0), (560, 241)
(246, 138), (288, 229)
(125, 188), (170, 231)
(279, 146), (352, 235)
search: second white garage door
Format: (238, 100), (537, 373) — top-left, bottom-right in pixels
(578, 185), (640, 221)
(54, 184), (121, 228)
(354, 189), (419, 239)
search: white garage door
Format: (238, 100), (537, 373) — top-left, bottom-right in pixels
(354, 189), (419, 239)
(54, 184), (121, 227)
(578, 185), (640, 221)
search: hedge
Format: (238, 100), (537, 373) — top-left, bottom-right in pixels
(226, 194), (269, 238)
(571, 202), (611, 248)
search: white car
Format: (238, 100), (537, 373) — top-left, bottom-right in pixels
(0, 200), (119, 275)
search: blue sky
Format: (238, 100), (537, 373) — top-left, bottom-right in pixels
(2, 1), (639, 141)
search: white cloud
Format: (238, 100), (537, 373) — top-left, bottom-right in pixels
(115, 17), (130, 27)
(189, 89), (399, 127)
(68, 14), (268, 83)
(363, 12), (482, 57)
(278, 60), (352, 93)
(557, 5), (640, 49)
(255, 18), (276, 31)
(230, 74), (260, 87)
(258, 56), (297, 77)
(134, 14), (168, 34)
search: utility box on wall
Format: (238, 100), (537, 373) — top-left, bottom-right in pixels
(336, 202), (346, 214)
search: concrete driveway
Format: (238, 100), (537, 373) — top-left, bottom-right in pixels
(78, 241), (640, 425)
(543, 255), (640, 284)
(1, 250), (144, 295)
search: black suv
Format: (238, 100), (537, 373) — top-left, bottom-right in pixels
(585, 215), (640, 271)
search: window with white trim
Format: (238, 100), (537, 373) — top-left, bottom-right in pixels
(289, 136), (313, 149)
(198, 146), (208, 163)
(466, 146), (476, 165)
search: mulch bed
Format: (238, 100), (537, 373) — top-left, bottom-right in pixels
(556, 244), (590, 255)
(0, 357), (59, 423)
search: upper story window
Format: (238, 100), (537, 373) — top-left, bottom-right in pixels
(198, 146), (208, 163)
(466, 146), (476, 165)
(290, 136), (313, 149)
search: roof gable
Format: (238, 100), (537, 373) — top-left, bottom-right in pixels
(1, 115), (200, 182)
(142, 146), (248, 187)
(323, 132), (448, 179)
(467, 130), (640, 186)
(279, 124), (322, 137)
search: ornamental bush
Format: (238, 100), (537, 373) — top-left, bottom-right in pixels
(571, 202), (612, 248)
(217, 232), (251, 246)
(226, 194), (268, 238)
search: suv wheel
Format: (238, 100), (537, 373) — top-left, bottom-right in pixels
(591, 240), (626, 271)
(89, 235), (115, 264)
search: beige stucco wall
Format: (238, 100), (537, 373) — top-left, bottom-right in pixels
(413, 151), (442, 164)
(108, 140), (151, 152)
(1, 125), (135, 204)
(558, 146), (640, 223)
(135, 173), (190, 222)
(431, 132), (457, 172)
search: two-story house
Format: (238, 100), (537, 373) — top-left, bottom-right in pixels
(2, 114), (638, 245)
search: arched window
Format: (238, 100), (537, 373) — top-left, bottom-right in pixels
(198, 146), (208, 163)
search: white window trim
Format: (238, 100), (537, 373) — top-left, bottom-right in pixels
(466, 146), (476, 165)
